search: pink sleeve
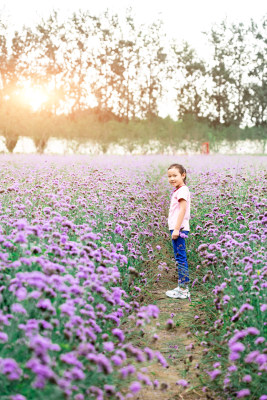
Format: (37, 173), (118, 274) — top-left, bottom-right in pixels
(177, 187), (189, 202)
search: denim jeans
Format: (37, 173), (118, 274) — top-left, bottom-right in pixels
(170, 230), (189, 286)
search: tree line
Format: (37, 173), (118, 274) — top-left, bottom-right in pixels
(0, 9), (266, 153)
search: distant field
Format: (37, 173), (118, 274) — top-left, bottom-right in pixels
(0, 135), (266, 156)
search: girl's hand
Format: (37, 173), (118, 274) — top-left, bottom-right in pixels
(172, 229), (180, 240)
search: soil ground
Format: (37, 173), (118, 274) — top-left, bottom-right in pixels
(127, 266), (216, 400)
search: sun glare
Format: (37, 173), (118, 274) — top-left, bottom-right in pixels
(21, 86), (48, 111)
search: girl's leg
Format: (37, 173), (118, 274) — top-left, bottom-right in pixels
(170, 230), (189, 287)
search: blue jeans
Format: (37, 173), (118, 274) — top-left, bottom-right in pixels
(170, 230), (189, 286)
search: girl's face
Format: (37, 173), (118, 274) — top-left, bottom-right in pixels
(167, 168), (185, 188)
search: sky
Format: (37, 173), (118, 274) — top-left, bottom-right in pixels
(0, 0), (266, 120)
(1, 0), (266, 59)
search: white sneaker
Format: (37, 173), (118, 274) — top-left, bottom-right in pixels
(165, 286), (190, 299)
(165, 289), (180, 298)
(175, 287), (190, 299)
(165, 286), (180, 296)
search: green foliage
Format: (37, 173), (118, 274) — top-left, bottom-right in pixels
(0, 107), (266, 153)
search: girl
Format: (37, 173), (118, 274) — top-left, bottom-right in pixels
(166, 163), (191, 299)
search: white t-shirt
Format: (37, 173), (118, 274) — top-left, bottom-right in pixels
(168, 185), (191, 231)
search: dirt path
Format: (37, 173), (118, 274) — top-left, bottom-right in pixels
(129, 268), (213, 400)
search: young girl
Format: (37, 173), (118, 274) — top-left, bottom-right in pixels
(166, 163), (191, 299)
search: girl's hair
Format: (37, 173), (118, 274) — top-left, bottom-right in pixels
(168, 163), (187, 184)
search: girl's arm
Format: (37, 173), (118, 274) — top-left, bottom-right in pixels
(172, 199), (186, 239)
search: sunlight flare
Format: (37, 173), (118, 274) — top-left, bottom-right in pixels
(20, 86), (48, 111)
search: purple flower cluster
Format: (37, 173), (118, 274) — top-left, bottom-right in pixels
(188, 158), (267, 399)
(1, 154), (266, 399)
(0, 154), (170, 399)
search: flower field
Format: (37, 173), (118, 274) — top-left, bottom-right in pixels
(0, 154), (266, 400)
(186, 156), (267, 399)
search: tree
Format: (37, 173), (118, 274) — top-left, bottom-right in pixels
(0, 19), (8, 103)
(0, 22), (35, 151)
(34, 11), (67, 115)
(226, 22), (251, 126)
(247, 16), (267, 127)
(105, 8), (144, 122)
(62, 11), (97, 116)
(137, 20), (168, 119)
(86, 10), (120, 119)
(171, 41), (207, 121)
(204, 21), (235, 127)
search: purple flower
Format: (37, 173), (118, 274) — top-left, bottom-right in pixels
(15, 232), (27, 243)
(166, 319), (174, 329)
(144, 347), (154, 361)
(110, 355), (123, 366)
(104, 385), (115, 395)
(137, 372), (152, 386)
(103, 342), (114, 352)
(70, 366), (85, 381)
(229, 352), (240, 361)
(59, 302), (76, 317)
(28, 291), (41, 299)
(228, 365), (238, 372)
(176, 379), (188, 387)
(130, 381), (142, 394)
(15, 287), (27, 301)
(36, 299), (55, 314)
(114, 224), (123, 235)
(0, 332), (8, 342)
(230, 342), (245, 352)
(255, 337), (265, 345)
(112, 328), (125, 342)
(0, 358), (22, 380)
(213, 362), (221, 368)
(153, 333), (159, 342)
(236, 389), (250, 398)
(26, 358), (55, 388)
(260, 304), (267, 312)
(223, 295), (230, 304)
(74, 395), (84, 400)
(207, 369), (221, 380)
(119, 365), (136, 378)
(60, 353), (83, 368)
(179, 232), (187, 239)
(242, 375), (252, 383)
(154, 351), (168, 368)
(153, 379), (159, 388)
(11, 303), (27, 314)
(229, 330), (248, 345)
(246, 327), (260, 335)
(224, 377), (230, 385)
(96, 354), (113, 375)
(245, 350), (260, 363)
(239, 303), (254, 313)
(255, 354), (267, 365)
